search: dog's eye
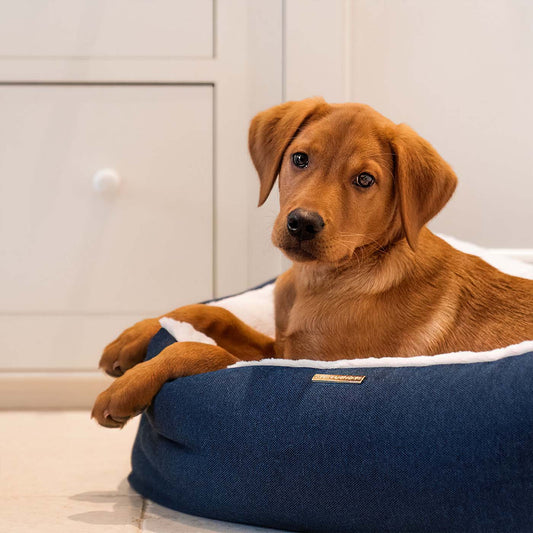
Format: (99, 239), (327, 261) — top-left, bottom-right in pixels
(292, 152), (309, 169)
(353, 172), (375, 188)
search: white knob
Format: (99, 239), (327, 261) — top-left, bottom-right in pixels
(92, 168), (121, 193)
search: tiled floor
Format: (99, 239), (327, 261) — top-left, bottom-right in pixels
(0, 411), (284, 532)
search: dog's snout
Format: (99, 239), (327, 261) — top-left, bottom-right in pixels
(287, 209), (325, 241)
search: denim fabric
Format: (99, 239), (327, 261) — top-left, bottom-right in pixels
(129, 329), (533, 532)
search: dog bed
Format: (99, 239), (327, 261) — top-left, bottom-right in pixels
(128, 237), (533, 533)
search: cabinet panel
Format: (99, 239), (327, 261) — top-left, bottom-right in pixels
(0, 84), (213, 314)
(0, 0), (213, 59)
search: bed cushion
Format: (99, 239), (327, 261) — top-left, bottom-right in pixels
(128, 237), (533, 532)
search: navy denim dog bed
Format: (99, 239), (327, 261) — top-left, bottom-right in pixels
(129, 238), (533, 532)
(129, 327), (533, 532)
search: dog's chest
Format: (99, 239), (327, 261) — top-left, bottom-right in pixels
(282, 293), (366, 359)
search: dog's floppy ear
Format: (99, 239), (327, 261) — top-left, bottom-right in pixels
(249, 97), (327, 206)
(390, 124), (458, 250)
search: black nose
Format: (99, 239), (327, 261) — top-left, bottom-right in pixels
(286, 209), (325, 241)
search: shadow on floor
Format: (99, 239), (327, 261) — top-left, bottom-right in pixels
(68, 478), (279, 532)
(68, 478), (143, 527)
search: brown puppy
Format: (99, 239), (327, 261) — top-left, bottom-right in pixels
(92, 98), (533, 428)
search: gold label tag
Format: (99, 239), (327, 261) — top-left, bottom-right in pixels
(312, 373), (365, 384)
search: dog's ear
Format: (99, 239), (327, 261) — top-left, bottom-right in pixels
(390, 124), (458, 250)
(249, 97), (327, 206)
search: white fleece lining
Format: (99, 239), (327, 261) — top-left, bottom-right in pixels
(159, 235), (533, 369)
(159, 318), (216, 346)
(228, 340), (533, 369)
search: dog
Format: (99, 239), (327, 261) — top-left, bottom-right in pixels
(92, 98), (533, 428)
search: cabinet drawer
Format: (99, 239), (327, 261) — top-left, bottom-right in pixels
(0, 0), (213, 59)
(0, 84), (213, 315)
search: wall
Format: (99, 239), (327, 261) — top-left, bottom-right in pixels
(282, 0), (533, 261)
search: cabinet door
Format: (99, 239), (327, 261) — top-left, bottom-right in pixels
(0, 84), (213, 369)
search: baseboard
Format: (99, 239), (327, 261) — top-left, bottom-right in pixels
(0, 371), (113, 410)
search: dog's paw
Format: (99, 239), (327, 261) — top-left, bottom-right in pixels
(91, 365), (160, 428)
(99, 318), (160, 377)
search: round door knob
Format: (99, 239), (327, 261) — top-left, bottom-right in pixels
(92, 168), (121, 193)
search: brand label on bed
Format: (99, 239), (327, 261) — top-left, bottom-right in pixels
(312, 374), (365, 384)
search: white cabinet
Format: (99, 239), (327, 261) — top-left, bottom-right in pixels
(0, 0), (284, 390)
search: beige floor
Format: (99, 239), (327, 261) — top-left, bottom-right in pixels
(0, 411), (285, 533)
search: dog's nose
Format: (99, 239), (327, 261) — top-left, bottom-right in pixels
(287, 209), (325, 241)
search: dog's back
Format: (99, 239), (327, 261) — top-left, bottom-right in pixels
(433, 237), (533, 352)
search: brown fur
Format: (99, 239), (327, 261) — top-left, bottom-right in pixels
(93, 98), (533, 428)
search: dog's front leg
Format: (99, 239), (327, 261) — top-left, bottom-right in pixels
(92, 341), (240, 428)
(99, 304), (275, 378)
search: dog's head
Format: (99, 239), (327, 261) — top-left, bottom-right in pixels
(249, 98), (457, 263)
